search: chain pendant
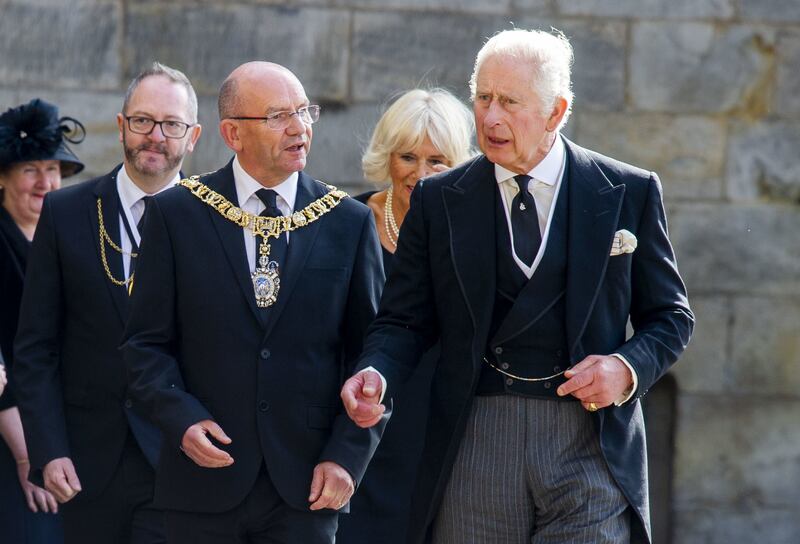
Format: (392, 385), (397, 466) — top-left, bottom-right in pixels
(251, 236), (280, 308)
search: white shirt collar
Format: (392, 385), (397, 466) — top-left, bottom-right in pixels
(494, 134), (566, 186)
(232, 156), (298, 211)
(117, 164), (179, 212)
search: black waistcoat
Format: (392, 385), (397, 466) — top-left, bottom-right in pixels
(476, 174), (573, 399)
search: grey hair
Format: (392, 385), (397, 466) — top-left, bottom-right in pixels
(469, 28), (574, 129)
(362, 88), (476, 184)
(123, 62), (199, 123)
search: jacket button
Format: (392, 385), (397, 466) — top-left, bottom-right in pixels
(505, 378), (513, 387)
(124, 399), (133, 409)
(556, 349), (563, 357)
(543, 382), (552, 389)
(494, 347), (503, 355)
(258, 401), (270, 412)
(260, 349), (270, 360)
(501, 362), (510, 370)
(553, 366), (561, 372)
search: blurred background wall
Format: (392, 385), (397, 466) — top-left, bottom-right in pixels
(2, 1), (798, 542)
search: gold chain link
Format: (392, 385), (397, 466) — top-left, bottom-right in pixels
(482, 357), (567, 382)
(96, 198), (134, 288)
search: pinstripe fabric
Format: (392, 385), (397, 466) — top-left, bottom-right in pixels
(432, 396), (630, 544)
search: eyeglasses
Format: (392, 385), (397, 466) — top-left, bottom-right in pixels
(125, 116), (194, 139)
(227, 105), (321, 131)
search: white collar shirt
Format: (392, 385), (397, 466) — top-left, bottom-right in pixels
(116, 165), (179, 277)
(232, 156), (298, 271)
(495, 134), (566, 278)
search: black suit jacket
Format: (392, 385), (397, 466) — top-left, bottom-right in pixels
(13, 166), (162, 497)
(358, 137), (694, 544)
(122, 162), (386, 513)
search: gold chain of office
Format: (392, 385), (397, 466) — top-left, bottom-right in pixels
(96, 198), (137, 291)
(178, 176), (348, 239)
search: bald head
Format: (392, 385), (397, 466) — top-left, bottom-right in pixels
(218, 62), (301, 120)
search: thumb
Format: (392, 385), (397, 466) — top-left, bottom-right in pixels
(308, 464), (325, 502)
(204, 421), (232, 445)
(63, 462), (82, 492)
(361, 371), (381, 398)
(564, 355), (602, 378)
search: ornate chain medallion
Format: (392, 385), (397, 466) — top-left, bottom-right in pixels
(178, 176), (349, 307)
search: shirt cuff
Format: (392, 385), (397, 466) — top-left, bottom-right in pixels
(356, 366), (387, 404)
(610, 353), (638, 406)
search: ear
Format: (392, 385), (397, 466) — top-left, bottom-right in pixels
(545, 97), (569, 132)
(219, 119), (243, 153)
(186, 124), (203, 153)
(116, 113), (125, 143)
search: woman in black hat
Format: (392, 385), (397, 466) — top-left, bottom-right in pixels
(0, 98), (84, 544)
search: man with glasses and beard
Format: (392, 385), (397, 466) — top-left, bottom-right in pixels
(14, 62), (202, 544)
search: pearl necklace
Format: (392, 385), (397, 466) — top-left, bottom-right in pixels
(383, 186), (401, 247)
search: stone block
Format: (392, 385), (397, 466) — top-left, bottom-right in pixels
(516, 18), (626, 112)
(776, 30), (800, 116)
(125, 4), (350, 101)
(630, 23), (775, 114)
(351, 11), (508, 102)
(668, 203), (800, 296)
(554, 0), (734, 19)
(726, 121), (800, 203)
(305, 103), (384, 187)
(669, 296), (730, 394)
(673, 394), (800, 507)
(740, 0), (800, 23)
(672, 506), (800, 544)
(0, 0), (121, 90)
(728, 297), (800, 396)
(297, 0), (510, 12)
(574, 113), (725, 199)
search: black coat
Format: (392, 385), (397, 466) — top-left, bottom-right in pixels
(121, 162), (386, 513)
(357, 138), (694, 544)
(14, 167), (162, 498)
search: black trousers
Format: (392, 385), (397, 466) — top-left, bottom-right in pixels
(61, 433), (165, 544)
(165, 465), (338, 544)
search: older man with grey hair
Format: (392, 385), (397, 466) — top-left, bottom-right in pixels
(342, 28), (693, 544)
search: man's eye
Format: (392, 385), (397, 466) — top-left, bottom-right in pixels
(269, 112), (290, 122)
(164, 121), (181, 129)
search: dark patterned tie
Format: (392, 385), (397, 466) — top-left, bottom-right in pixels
(136, 196), (152, 235)
(255, 188), (287, 269)
(510, 174), (541, 266)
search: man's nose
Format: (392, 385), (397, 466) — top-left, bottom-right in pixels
(483, 100), (504, 127)
(148, 123), (167, 142)
(285, 112), (305, 135)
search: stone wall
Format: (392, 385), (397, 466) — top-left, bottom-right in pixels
(2, 1), (798, 542)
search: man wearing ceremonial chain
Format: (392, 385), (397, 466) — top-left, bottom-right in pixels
(122, 61), (386, 544)
(14, 62), (202, 543)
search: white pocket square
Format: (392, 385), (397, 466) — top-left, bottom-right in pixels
(610, 229), (637, 256)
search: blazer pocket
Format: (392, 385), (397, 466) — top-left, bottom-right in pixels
(606, 252), (632, 273)
(307, 405), (337, 429)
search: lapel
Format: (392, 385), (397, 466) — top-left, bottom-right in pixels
(563, 138), (625, 361)
(90, 166), (128, 323)
(442, 156), (497, 353)
(490, 174), (569, 346)
(261, 172), (323, 339)
(204, 162), (266, 328)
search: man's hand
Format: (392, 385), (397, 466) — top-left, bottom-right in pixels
(18, 459), (58, 513)
(557, 355), (633, 411)
(0, 364), (7, 397)
(43, 457), (82, 503)
(308, 461), (355, 511)
(340, 371), (385, 428)
(181, 419), (234, 468)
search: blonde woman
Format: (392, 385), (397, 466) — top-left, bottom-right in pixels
(338, 89), (474, 544)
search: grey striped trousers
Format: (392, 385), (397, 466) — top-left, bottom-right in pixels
(432, 395), (630, 544)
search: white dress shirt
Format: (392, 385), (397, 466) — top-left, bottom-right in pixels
(116, 166), (179, 278)
(232, 156), (298, 272)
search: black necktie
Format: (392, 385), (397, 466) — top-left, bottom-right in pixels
(255, 189), (287, 269)
(136, 196), (152, 235)
(510, 174), (541, 266)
